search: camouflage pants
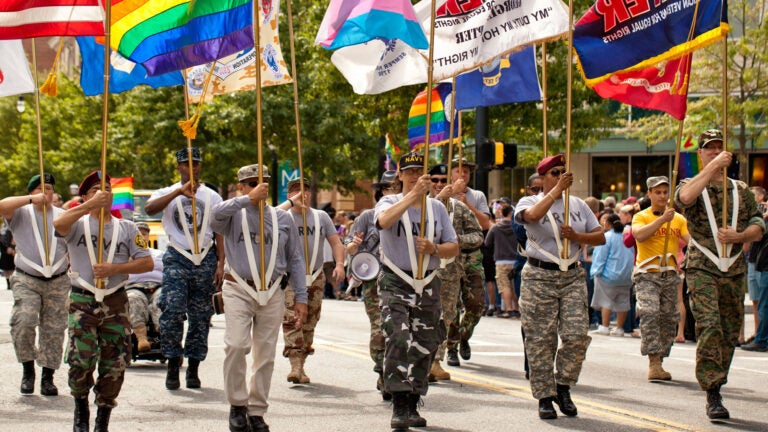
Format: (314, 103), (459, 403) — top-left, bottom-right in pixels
(635, 272), (679, 357)
(447, 254), (485, 351)
(435, 261), (461, 361)
(127, 285), (162, 330)
(361, 279), (385, 373)
(283, 272), (325, 357)
(66, 289), (130, 408)
(380, 269), (443, 396)
(9, 272), (69, 368)
(687, 268), (744, 390)
(520, 265), (591, 400)
(159, 248), (217, 361)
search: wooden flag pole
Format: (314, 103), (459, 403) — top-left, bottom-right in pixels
(562, 0), (575, 259)
(253, 0), (267, 290)
(721, 36), (728, 257)
(182, 89), (200, 255)
(29, 40), (50, 267)
(286, 0), (312, 277)
(541, 42), (549, 158)
(416, 0), (439, 278)
(661, 121), (686, 268)
(444, 76), (458, 202)
(95, 0), (114, 291)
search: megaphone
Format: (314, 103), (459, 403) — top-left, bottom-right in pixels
(350, 252), (380, 281)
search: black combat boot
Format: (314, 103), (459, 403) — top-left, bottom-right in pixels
(73, 397), (90, 432)
(407, 393), (427, 427)
(446, 349), (460, 366)
(20, 361), (35, 394)
(166, 356), (182, 390)
(390, 392), (410, 430)
(459, 338), (472, 360)
(538, 397), (558, 420)
(186, 358), (201, 388)
(94, 406), (112, 432)
(248, 415), (270, 432)
(377, 372), (392, 401)
(706, 387), (730, 420)
(41, 367), (58, 396)
(554, 384), (578, 416)
(229, 406), (249, 432)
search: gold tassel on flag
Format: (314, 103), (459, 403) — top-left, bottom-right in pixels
(178, 62), (216, 139)
(40, 39), (64, 97)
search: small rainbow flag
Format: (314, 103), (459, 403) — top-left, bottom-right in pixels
(110, 177), (134, 211)
(408, 84), (459, 150)
(111, 0), (254, 76)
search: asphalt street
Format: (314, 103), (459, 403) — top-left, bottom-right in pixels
(1, 278), (767, 431)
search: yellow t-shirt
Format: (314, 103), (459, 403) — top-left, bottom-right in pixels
(632, 208), (689, 269)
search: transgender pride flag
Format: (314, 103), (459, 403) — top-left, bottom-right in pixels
(315, 0), (428, 50)
(110, 177), (134, 211)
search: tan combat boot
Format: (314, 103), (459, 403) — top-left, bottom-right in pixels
(134, 325), (151, 352)
(648, 354), (672, 381)
(287, 354), (303, 383)
(299, 353), (311, 384)
(429, 360), (451, 381)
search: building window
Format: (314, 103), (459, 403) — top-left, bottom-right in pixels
(592, 156), (628, 200)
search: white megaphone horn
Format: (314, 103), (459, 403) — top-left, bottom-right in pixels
(349, 252), (380, 282)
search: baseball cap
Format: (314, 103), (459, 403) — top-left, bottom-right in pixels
(699, 130), (723, 149)
(398, 152), (424, 171)
(646, 176), (669, 189)
(237, 164), (270, 181)
(176, 147), (202, 163)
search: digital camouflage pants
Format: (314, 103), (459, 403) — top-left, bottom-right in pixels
(687, 268), (744, 390)
(520, 265), (591, 400)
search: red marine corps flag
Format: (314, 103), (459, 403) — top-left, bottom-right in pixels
(591, 53), (692, 120)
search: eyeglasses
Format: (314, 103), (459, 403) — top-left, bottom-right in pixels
(548, 169), (563, 177)
(702, 143), (724, 151)
(430, 178), (448, 184)
(241, 181), (259, 188)
(527, 186), (542, 193)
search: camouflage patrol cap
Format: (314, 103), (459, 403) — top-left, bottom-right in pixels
(135, 222), (150, 232)
(237, 164), (270, 181)
(176, 147), (202, 163)
(699, 130), (723, 149)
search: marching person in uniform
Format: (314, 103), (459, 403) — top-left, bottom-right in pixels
(125, 222), (164, 352)
(345, 170), (399, 398)
(375, 152), (458, 430)
(447, 157), (491, 364)
(426, 164), (483, 381)
(211, 164), (307, 432)
(145, 147), (225, 390)
(0, 173), (69, 396)
(675, 130), (764, 420)
(277, 177), (345, 384)
(54, 170), (153, 432)
(514, 154), (604, 420)
(632, 176), (690, 381)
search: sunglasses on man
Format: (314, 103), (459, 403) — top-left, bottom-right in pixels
(430, 178), (448, 184)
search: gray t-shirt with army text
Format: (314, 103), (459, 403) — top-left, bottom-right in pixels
(7, 204), (68, 276)
(289, 208), (336, 274)
(514, 194), (601, 263)
(210, 196), (307, 303)
(60, 216), (151, 289)
(374, 194), (457, 272)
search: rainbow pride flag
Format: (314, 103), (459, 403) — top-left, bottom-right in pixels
(110, 177), (134, 211)
(678, 152), (700, 180)
(315, 0), (428, 50)
(111, 0), (254, 76)
(408, 84), (459, 150)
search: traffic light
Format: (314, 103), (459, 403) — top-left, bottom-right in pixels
(477, 139), (517, 169)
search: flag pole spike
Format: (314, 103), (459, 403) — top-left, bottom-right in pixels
(286, 0), (312, 277)
(96, 0), (114, 291)
(416, 0), (439, 278)
(253, 0), (267, 291)
(182, 81), (200, 256)
(541, 42), (548, 158)
(721, 35), (728, 257)
(562, 0), (575, 259)
(30, 40), (51, 267)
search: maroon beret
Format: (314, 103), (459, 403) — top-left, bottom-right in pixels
(536, 153), (566, 176)
(78, 170), (111, 196)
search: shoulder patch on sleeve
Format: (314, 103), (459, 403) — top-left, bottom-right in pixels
(135, 234), (148, 249)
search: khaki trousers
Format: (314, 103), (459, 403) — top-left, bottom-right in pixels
(223, 280), (286, 416)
